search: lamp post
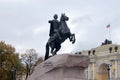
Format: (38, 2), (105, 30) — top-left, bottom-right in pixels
(107, 65), (110, 80)
(107, 64), (111, 80)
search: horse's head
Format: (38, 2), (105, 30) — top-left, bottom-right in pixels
(60, 13), (69, 22)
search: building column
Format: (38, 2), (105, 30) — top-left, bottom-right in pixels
(109, 64), (112, 80)
(88, 65), (90, 80)
(115, 60), (118, 79)
(92, 62), (95, 80)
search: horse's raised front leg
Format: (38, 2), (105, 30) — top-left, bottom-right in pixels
(72, 33), (76, 44)
(69, 33), (76, 44)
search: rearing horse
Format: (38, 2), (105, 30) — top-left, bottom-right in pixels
(45, 13), (75, 60)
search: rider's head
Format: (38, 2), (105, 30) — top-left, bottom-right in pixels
(53, 14), (58, 19)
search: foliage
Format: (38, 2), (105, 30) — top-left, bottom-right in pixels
(0, 41), (23, 80)
(21, 49), (43, 80)
(0, 41), (43, 80)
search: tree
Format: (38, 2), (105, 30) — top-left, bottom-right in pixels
(21, 49), (43, 80)
(0, 41), (23, 80)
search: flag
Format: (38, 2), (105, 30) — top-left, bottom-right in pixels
(106, 24), (110, 28)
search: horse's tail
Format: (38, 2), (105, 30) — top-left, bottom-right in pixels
(44, 42), (49, 61)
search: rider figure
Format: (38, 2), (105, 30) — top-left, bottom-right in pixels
(48, 14), (61, 54)
(48, 14), (61, 43)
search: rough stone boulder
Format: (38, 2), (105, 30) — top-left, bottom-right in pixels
(27, 54), (90, 80)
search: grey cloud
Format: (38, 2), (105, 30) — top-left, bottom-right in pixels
(0, 0), (120, 56)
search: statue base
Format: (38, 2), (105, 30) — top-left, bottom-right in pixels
(27, 54), (90, 80)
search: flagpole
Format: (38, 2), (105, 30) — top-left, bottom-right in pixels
(106, 24), (111, 41)
(109, 26), (111, 41)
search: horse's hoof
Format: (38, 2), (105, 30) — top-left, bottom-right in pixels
(51, 53), (55, 56)
(72, 40), (75, 44)
(52, 52), (57, 56)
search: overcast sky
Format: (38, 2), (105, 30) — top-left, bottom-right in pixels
(0, 0), (120, 56)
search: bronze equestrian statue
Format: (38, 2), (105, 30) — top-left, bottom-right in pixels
(45, 13), (76, 60)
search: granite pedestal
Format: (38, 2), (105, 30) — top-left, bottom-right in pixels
(27, 54), (90, 80)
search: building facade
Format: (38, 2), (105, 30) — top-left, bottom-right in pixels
(80, 41), (120, 80)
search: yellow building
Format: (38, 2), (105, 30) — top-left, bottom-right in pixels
(80, 40), (120, 80)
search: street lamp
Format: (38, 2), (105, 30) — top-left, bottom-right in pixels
(107, 64), (112, 80)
